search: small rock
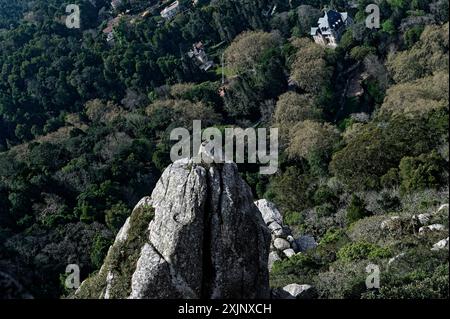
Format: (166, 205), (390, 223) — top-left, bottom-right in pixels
(274, 238), (291, 251)
(268, 251), (281, 271)
(268, 222), (284, 237)
(419, 224), (446, 235)
(437, 204), (449, 213)
(283, 248), (296, 258)
(388, 253), (405, 266)
(415, 213), (431, 226)
(295, 235), (317, 253)
(286, 235), (298, 251)
(268, 221), (282, 231)
(380, 216), (401, 231)
(431, 237), (449, 251)
(282, 284), (315, 299)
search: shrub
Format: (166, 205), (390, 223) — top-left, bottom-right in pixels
(314, 259), (368, 299)
(381, 168), (400, 189)
(350, 46), (376, 61)
(399, 151), (446, 195)
(105, 202), (130, 232)
(337, 241), (391, 262)
(76, 206), (155, 298)
(314, 228), (350, 264)
(270, 253), (322, 288)
(90, 235), (112, 269)
(315, 203), (335, 217)
(283, 211), (303, 229)
(346, 195), (372, 224)
(319, 228), (348, 246)
(266, 166), (317, 213)
(363, 249), (449, 299)
(313, 184), (340, 207)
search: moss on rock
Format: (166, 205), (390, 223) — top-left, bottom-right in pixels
(75, 205), (155, 299)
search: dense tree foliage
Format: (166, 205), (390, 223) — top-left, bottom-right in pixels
(0, 0), (448, 299)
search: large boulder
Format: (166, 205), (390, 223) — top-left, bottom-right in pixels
(295, 235), (318, 253)
(75, 158), (270, 299)
(255, 199), (283, 225)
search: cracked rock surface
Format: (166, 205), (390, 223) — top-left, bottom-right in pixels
(75, 159), (270, 299)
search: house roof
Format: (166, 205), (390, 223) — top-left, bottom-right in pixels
(311, 10), (348, 36)
(102, 16), (123, 34)
(161, 1), (179, 15)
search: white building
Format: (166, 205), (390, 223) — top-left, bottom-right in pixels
(310, 10), (352, 48)
(161, 1), (180, 20)
(188, 42), (214, 71)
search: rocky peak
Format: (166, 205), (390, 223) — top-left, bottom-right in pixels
(75, 158), (271, 299)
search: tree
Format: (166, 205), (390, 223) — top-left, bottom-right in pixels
(287, 120), (340, 175)
(399, 151), (446, 195)
(266, 166), (317, 213)
(387, 23), (449, 83)
(330, 110), (448, 190)
(290, 38), (333, 95)
(295, 5), (322, 36)
(224, 31), (283, 74)
(274, 92), (321, 130)
(146, 99), (220, 130)
(380, 72), (449, 117)
(105, 202), (130, 232)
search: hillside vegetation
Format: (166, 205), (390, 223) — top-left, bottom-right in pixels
(0, 0), (448, 298)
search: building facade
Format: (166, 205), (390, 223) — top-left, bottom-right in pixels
(310, 10), (352, 48)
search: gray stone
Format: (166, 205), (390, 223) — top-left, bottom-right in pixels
(295, 235), (317, 253)
(274, 238), (291, 251)
(437, 204), (449, 213)
(283, 248), (296, 258)
(388, 253), (405, 266)
(130, 243), (188, 299)
(268, 222), (282, 233)
(415, 213), (431, 226)
(282, 284), (314, 299)
(254, 199), (283, 225)
(419, 224), (446, 235)
(77, 156), (271, 299)
(271, 288), (293, 299)
(431, 237), (449, 251)
(268, 251), (281, 272)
